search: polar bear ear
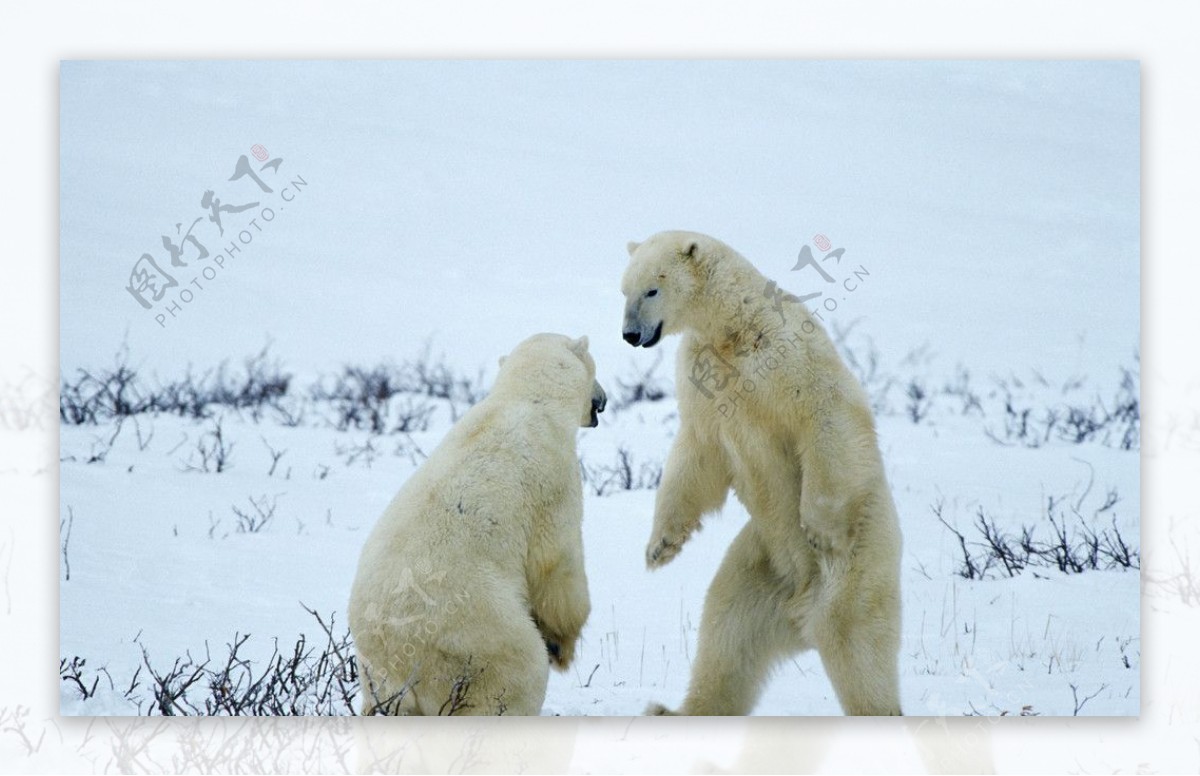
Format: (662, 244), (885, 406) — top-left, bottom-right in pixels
(570, 336), (589, 356)
(683, 241), (699, 259)
(626, 240), (641, 257)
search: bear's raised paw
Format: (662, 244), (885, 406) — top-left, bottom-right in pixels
(646, 534), (685, 569)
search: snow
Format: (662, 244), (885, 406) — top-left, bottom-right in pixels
(58, 60), (1139, 716)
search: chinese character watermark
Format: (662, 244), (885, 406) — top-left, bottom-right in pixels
(377, 562), (473, 660)
(121, 145), (309, 329)
(692, 233), (872, 419)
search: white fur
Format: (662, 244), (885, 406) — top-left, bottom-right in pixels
(348, 333), (603, 715)
(622, 231), (903, 716)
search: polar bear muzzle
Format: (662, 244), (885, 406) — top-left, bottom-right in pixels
(588, 381), (608, 427)
(622, 320), (663, 349)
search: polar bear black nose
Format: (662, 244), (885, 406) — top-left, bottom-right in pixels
(623, 331), (641, 346)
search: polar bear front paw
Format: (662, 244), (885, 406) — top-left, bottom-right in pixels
(545, 636), (576, 671)
(646, 533), (685, 569)
(645, 702), (679, 715)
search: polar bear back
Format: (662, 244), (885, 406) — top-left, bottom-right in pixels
(347, 333), (597, 715)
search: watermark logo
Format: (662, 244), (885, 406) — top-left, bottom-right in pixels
(694, 233), (872, 419)
(123, 145), (309, 329)
(783, 233), (870, 328)
(382, 561), (471, 660)
(688, 342), (741, 400)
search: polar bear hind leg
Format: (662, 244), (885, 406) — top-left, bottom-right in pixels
(814, 591), (902, 716)
(647, 523), (799, 716)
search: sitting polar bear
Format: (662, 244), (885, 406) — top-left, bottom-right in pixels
(621, 231), (903, 716)
(348, 333), (607, 715)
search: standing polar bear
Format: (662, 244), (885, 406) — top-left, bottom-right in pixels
(621, 231), (903, 716)
(348, 333), (607, 715)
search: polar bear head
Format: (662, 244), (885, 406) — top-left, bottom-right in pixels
(495, 333), (608, 427)
(620, 231), (720, 348)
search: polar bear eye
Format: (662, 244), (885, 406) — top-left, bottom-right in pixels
(645, 289), (658, 298)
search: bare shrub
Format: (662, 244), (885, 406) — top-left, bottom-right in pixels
(581, 447), (663, 496)
(937, 494), (1138, 581)
(983, 361), (1139, 450)
(63, 608), (500, 717)
(62, 345), (291, 425)
(613, 351), (668, 409)
(905, 379), (932, 424)
(311, 346), (477, 433)
(181, 415), (235, 473)
(130, 607), (358, 716)
(231, 494), (279, 534)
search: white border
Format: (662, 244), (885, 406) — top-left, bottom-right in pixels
(3, 1), (1198, 772)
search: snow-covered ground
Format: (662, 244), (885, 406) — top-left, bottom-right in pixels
(58, 61), (1139, 716)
